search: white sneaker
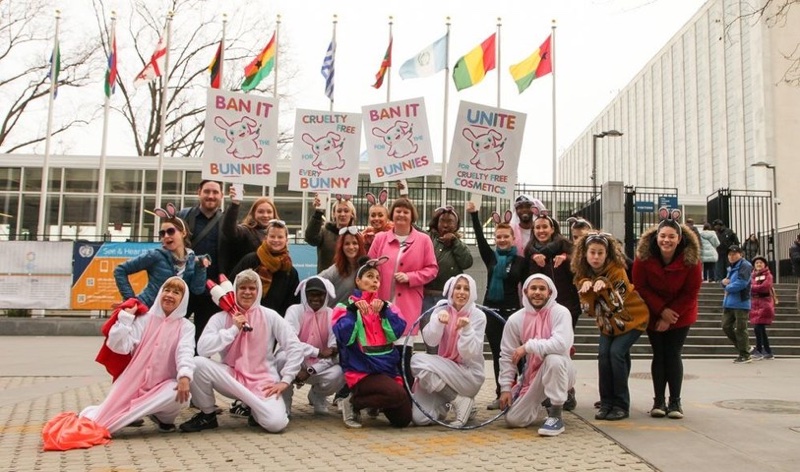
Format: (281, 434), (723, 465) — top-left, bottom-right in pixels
(341, 394), (362, 428)
(449, 395), (475, 427)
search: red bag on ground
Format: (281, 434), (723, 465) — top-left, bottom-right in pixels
(94, 298), (149, 381)
(41, 412), (111, 451)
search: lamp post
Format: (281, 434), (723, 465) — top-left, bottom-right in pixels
(591, 130), (623, 196)
(751, 161), (779, 283)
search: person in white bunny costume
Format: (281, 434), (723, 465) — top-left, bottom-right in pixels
(279, 276), (345, 415)
(410, 274), (486, 428)
(499, 274), (576, 437)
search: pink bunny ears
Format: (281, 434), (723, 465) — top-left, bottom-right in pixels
(153, 203), (178, 219)
(364, 189), (389, 207)
(492, 210), (513, 225)
(334, 194), (352, 203)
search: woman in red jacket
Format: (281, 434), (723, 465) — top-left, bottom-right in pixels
(632, 210), (702, 420)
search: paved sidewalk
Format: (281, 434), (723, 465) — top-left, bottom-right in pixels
(1, 337), (799, 471)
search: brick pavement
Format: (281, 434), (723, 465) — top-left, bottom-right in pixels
(0, 336), (655, 472)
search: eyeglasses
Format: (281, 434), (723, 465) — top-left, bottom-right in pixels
(266, 219), (287, 228)
(159, 227), (178, 238)
(339, 226), (359, 236)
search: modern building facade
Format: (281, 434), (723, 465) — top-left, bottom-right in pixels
(557, 0), (800, 226)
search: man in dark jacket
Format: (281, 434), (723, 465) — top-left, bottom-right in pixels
(790, 233), (800, 312)
(713, 219), (740, 282)
(178, 180), (225, 342)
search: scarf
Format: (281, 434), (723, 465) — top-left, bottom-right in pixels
(489, 246), (517, 301)
(518, 307), (552, 397)
(256, 244), (292, 296)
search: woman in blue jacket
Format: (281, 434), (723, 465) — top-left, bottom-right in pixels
(114, 211), (209, 308)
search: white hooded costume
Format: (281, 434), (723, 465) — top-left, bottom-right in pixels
(410, 274), (487, 425)
(80, 278), (195, 433)
(278, 276), (345, 412)
(500, 273), (576, 428)
(190, 270), (304, 433)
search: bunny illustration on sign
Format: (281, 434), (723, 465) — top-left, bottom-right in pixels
(462, 127), (507, 171)
(301, 132), (346, 171)
(214, 116), (263, 159)
(371, 120), (418, 158)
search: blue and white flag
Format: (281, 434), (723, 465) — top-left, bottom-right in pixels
(399, 33), (447, 79)
(321, 40), (336, 101)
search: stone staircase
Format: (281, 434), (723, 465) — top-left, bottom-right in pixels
(573, 283), (800, 360)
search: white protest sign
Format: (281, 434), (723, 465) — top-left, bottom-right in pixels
(446, 101), (526, 198)
(362, 97), (435, 183)
(202, 89), (279, 186)
(289, 109), (361, 195)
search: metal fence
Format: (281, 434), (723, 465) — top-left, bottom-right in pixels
(623, 186), (680, 258)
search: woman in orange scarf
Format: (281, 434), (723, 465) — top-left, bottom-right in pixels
(231, 219), (300, 315)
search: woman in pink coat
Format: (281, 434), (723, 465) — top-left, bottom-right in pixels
(368, 197), (438, 384)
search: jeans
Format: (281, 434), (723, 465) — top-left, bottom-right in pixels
(647, 326), (690, 400)
(722, 308), (750, 357)
(485, 307), (514, 397)
(715, 257), (728, 282)
(598, 329), (642, 411)
(703, 262), (716, 281)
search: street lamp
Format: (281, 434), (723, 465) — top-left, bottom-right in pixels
(751, 161), (779, 283)
(591, 130), (623, 196)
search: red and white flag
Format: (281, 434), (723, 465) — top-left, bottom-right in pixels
(134, 32), (167, 87)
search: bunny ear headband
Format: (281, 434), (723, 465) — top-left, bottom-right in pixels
(657, 206), (683, 236)
(356, 256), (389, 278)
(153, 203), (177, 219)
(567, 216), (593, 230)
(491, 210), (513, 225)
(365, 189), (389, 207)
(334, 194), (353, 203)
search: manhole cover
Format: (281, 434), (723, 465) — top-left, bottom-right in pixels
(715, 399), (800, 414)
(630, 372), (698, 380)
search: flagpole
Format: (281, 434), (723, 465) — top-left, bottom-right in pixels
(439, 19), (451, 208)
(154, 12), (173, 211)
(221, 13), (226, 88)
(97, 11), (115, 239)
(551, 19), (557, 188)
(385, 17), (392, 103)
(330, 15), (337, 112)
(496, 17), (501, 108)
(273, 14), (279, 99)
(37, 10), (60, 241)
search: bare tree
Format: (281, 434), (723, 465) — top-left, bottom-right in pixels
(93, 0), (298, 159)
(735, 0), (800, 85)
(0, 0), (102, 153)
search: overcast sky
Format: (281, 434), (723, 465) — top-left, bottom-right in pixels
(41, 0), (708, 186)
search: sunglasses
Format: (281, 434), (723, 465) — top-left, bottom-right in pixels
(266, 219), (287, 228)
(158, 227), (179, 238)
(339, 225), (359, 236)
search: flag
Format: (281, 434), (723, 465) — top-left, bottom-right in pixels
(399, 33), (447, 79)
(321, 39), (335, 100)
(104, 30), (117, 97)
(241, 32), (277, 92)
(133, 32), (167, 87)
(372, 36), (392, 89)
(49, 41), (61, 98)
(452, 33), (496, 91)
(509, 34), (552, 94)
(208, 41), (222, 89)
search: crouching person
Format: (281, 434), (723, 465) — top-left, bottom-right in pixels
(411, 274), (486, 427)
(180, 270), (303, 434)
(500, 274), (577, 437)
(280, 276), (345, 415)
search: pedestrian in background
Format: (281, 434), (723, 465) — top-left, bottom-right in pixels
(749, 255), (775, 360)
(699, 223), (720, 282)
(721, 245), (753, 364)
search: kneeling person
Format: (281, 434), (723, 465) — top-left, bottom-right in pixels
(281, 276), (345, 415)
(411, 274), (486, 427)
(180, 270), (303, 433)
(500, 274), (577, 437)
